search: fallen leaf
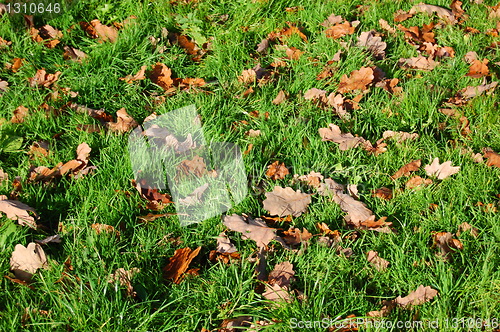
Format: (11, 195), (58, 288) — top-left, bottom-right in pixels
(91, 223), (120, 237)
(303, 88), (326, 100)
(489, 3), (500, 19)
(459, 116), (471, 137)
(432, 231), (463, 260)
(163, 247), (201, 284)
(105, 108), (139, 133)
(424, 158), (460, 180)
(466, 58), (489, 78)
(149, 63), (174, 90)
(245, 129), (261, 138)
(272, 90), (288, 105)
(398, 56), (439, 70)
(379, 19), (396, 34)
(177, 156), (212, 178)
(0, 195), (37, 228)
(177, 183), (210, 207)
(34, 234), (61, 245)
(0, 79), (8, 93)
(338, 66), (374, 94)
(356, 31), (386, 59)
(0, 169), (8, 184)
(391, 160), (421, 179)
(132, 179), (173, 210)
(86, 19), (118, 42)
(293, 171), (324, 189)
(265, 161), (289, 180)
(394, 285), (439, 307)
(10, 243), (48, 282)
(484, 150), (500, 168)
(405, 176), (433, 189)
(457, 222), (479, 238)
(375, 78), (403, 95)
(409, 3), (455, 23)
(325, 21), (355, 39)
(319, 124), (366, 151)
(262, 186), (311, 217)
(397, 24), (435, 45)
(11, 106), (29, 123)
(394, 9), (414, 22)
(367, 250), (389, 271)
(372, 187), (393, 200)
(6, 58), (24, 72)
(282, 227), (312, 246)
(263, 261), (295, 303)
(28, 69), (61, 88)
(457, 82), (497, 99)
(120, 66), (147, 83)
(285, 47), (303, 60)
(321, 14), (343, 27)
(28, 141), (50, 160)
(108, 268), (140, 297)
(63, 46), (87, 62)
(382, 131), (419, 142)
(223, 214), (277, 249)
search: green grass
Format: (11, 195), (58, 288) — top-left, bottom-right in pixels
(1, 0), (500, 331)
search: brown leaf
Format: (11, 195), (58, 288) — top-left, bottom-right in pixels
(409, 3), (455, 23)
(177, 156), (212, 178)
(424, 158), (460, 180)
(0, 169), (8, 185)
(466, 59), (489, 78)
(0, 195), (37, 228)
(362, 138), (388, 156)
(293, 171), (324, 189)
(89, 19), (118, 42)
(263, 261), (295, 303)
(285, 47), (303, 60)
(391, 160), (421, 179)
(29, 69), (61, 88)
(457, 222), (479, 238)
(303, 88), (326, 100)
(375, 78), (403, 95)
(223, 214), (277, 249)
(91, 223), (120, 237)
(245, 129), (261, 138)
(149, 63), (174, 90)
(272, 90), (287, 105)
(489, 3), (500, 19)
(432, 231), (463, 260)
(282, 227), (312, 246)
(405, 176), (433, 189)
(394, 285), (439, 307)
(321, 14), (343, 27)
(120, 66), (147, 83)
(457, 82), (497, 99)
(325, 22), (355, 39)
(263, 186), (311, 217)
(238, 69), (256, 84)
(108, 268), (140, 297)
(397, 24), (436, 45)
(163, 247), (201, 284)
(382, 130), (419, 142)
(10, 243), (48, 282)
(0, 79), (8, 93)
(484, 150), (500, 168)
(105, 108), (139, 133)
(372, 187), (393, 200)
(319, 124), (366, 151)
(366, 250), (389, 271)
(398, 56), (439, 70)
(265, 161), (289, 180)
(357, 31), (386, 59)
(379, 19), (396, 34)
(11, 106), (29, 123)
(6, 58), (24, 72)
(338, 66), (374, 94)
(63, 46), (87, 62)
(28, 141), (50, 160)
(394, 9), (414, 22)
(132, 179), (173, 210)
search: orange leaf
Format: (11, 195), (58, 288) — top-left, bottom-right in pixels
(163, 247), (201, 284)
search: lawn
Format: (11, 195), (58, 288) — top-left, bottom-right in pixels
(1, 0), (500, 331)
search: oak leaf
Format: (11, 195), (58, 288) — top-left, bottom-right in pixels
(28, 69), (61, 88)
(356, 31), (386, 59)
(366, 250), (389, 272)
(432, 231), (463, 261)
(293, 171), (324, 189)
(282, 227), (312, 246)
(63, 46), (87, 62)
(149, 63), (174, 90)
(265, 161), (289, 180)
(382, 130), (419, 142)
(394, 285), (439, 307)
(398, 56), (439, 70)
(484, 150), (500, 168)
(0, 195), (37, 228)
(10, 243), (47, 282)
(108, 268), (140, 297)
(424, 158), (460, 179)
(105, 108), (139, 133)
(405, 176), (433, 189)
(372, 187), (393, 200)
(223, 214), (277, 249)
(262, 186), (311, 217)
(325, 22), (355, 39)
(11, 106), (29, 123)
(338, 66), (374, 94)
(163, 247), (201, 284)
(319, 124), (366, 151)
(391, 160), (421, 179)
(120, 66), (147, 83)
(409, 3), (455, 23)
(263, 261), (295, 303)
(272, 90), (288, 105)
(466, 59), (489, 78)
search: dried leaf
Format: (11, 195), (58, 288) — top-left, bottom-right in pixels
(263, 261), (295, 303)
(366, 250), (389, 271)
(319, 124), (366, 151)
(457, 222), (479, 238)
(223, 214), (277, 249)
(163, 247), (201, 284)
(63, 46), (87, 62)
(484, 150), (500, 168)
(245, 129), (261, 138)
(10, 243), (47, 282)
(432, 231), (463, 260)
(105, 108), (139, 133)
(6, 58), (24, 72)
(394, 285), (439, 307)
(149, 63), (174, 90)
(379, 19), (396, 34)
(382, 131), (419, 142)
(11, 106), (29, 123)
(91, 223), (120, 237)
(466, 59), (489, 78)
(238, 69), (256, 84)
(34, 234), (61, 245)
(372, 187), (393, 200)
(293, 171), (324, 189)
(338, 66), (374, 94)
(282, 227), (312, 246)
(409, 3), (455, 23)
(120, 66), (147, 83)
(272, 90), (288, 104)
(0, 169), (8, 184)
(356, 31), (386, 59)
(89, 19), (118, 43)
(458, 82), (497, 99)
(321, 14), (343, 27)
(405, 176), (433, 189)
(325, 22), (355, 39)
(265, 161), (289, 180)
(108, 268), (140, 297)
(263, 186), (311, 217)
(391, 160), (421, 179)
(424, 158), (460, 180)
(0, 195), (37, 228)
(303, 88), (326, 100)
(398, 56), (439, 70)
(29, 69), (61, 88)
(285, 47), (303, 60)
